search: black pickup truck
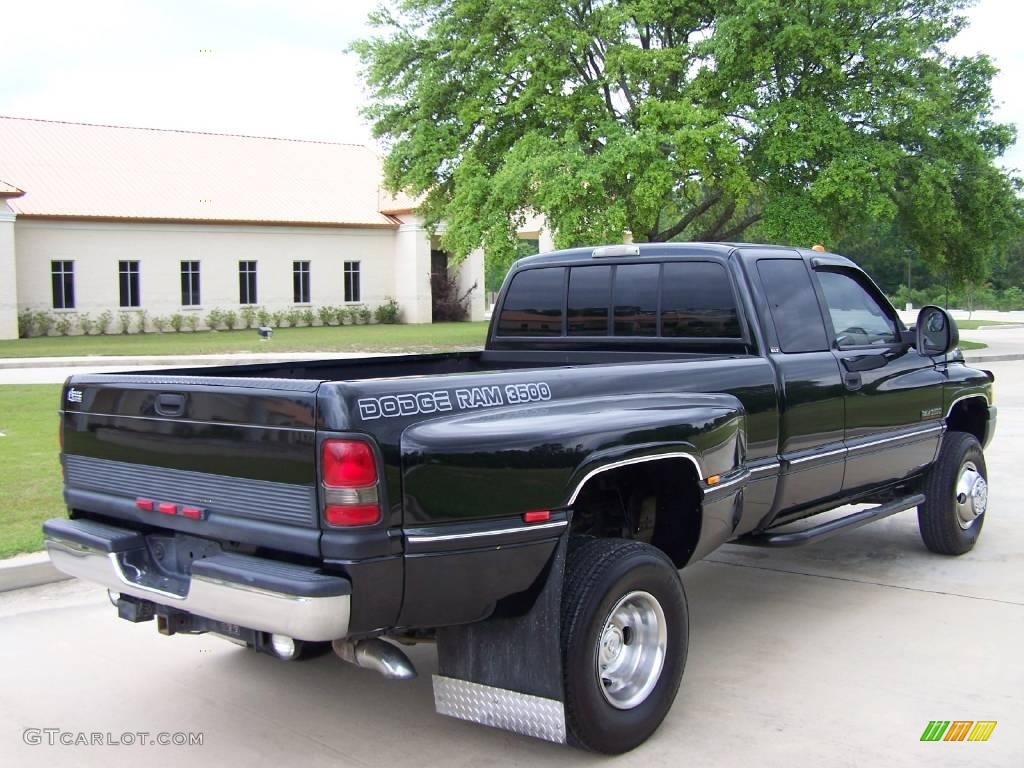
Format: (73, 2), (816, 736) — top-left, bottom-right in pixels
(45, 243), (995, 753)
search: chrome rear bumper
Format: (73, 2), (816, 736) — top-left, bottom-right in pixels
(44, 518), (351, 642)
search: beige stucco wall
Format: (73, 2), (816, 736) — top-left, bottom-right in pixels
(457, 248), (487, 321)
(3, 212), (556, 339)
(393, 215), (434, 324)
(13, 219), (406, 330)
(0, 202), (17, 339)
(518, 211), (556, 253)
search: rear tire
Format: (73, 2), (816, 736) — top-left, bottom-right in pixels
(918, 432), (988, 555)
(561, 537), (687, 754)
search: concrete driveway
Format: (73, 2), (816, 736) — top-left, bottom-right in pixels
(1, 361), (1021, 767)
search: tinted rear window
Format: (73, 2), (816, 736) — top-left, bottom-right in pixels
(496, 259), (743, 342)
(567, 265), (611, 336)
(497, 267), (565, 336)
(613, 263), (659, 336)
(661, 262), (741, 338)
(756, 259), (828, 352)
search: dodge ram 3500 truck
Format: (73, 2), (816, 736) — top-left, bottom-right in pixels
(44, 243), (995, 753)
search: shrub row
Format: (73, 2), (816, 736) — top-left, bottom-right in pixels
(16, 299), (403, 338)
(888, 284), (1024, 313)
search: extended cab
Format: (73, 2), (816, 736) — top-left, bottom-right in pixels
(44, 243), (995, 753)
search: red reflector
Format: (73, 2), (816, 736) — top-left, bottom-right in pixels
(324, 504), (381, 527)
(181, 506), (204, 520)
(135, 498), (154, 512)
(322, 440), (378, 487)
(157, 502), (177, 515)
(523, 510), (551, 523)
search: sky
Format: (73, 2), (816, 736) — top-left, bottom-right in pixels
(0, 0), (1021, 173)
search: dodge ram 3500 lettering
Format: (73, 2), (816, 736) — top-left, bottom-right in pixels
(44, 243), (995, 753)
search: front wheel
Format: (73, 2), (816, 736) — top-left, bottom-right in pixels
(561, 538), (688, 754)
(918, 431), (988, 555)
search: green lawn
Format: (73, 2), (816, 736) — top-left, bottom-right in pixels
(0, 322), (490, 359)
(0, 385), (63, 558)
(955, 319), (1019, 330)
(959, 339), (987, 350)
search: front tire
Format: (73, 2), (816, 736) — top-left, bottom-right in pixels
(561, 537), (688, 754)
(918, 432), (988, 555)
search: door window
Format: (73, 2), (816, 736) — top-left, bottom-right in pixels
(816, 270), (897, 347)
(757, 260), (829, 353)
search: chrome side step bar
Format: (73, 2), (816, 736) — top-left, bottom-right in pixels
(736, 494), (926, 548)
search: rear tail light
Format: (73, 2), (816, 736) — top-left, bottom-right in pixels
(321, 439), (381, 527)
(324, 504), (381, 527)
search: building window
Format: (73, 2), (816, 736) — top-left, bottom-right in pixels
(293, 261), (311, 304)
(239, 261), (257, 304)
(118, 260), (140, 307)
(344, 261), (361, 302)
(181, 261), (201, 306)
(51, 260), (75, 309)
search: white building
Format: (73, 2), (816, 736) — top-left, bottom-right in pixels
(0, 116), (557, 340)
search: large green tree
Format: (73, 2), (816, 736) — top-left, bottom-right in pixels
(355, 0), (1020, 281)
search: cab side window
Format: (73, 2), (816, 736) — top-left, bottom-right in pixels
(757, 259), (829, 353)
(816, 270), (898, 348)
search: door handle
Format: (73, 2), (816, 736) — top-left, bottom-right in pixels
(154, 393), (186, 417)
(844, 371), (862, 391)
(842, 354), (887, 372)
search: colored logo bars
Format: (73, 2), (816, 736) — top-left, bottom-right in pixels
(920, 721), (997, 742)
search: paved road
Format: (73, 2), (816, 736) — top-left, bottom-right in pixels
(2, 363), (1022, 767)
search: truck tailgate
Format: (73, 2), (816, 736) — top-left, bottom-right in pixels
(60, 373), (323, 556)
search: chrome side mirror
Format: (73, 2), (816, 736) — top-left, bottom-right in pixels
(915, 305), (959, 356)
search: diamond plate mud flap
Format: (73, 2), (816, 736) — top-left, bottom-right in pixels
(432, 676), (566, 743)
(433, 534), (567, 743)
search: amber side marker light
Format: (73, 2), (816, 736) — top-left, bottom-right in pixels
(705, 475), (721, 486)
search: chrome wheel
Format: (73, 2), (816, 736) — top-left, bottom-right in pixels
(596, 590), (667, 710)
(954, 460), (987, 530)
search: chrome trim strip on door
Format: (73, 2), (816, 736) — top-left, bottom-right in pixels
(787, 446), (847, 466)
(845, 424), (945, 454)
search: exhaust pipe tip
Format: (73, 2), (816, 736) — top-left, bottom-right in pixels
(333, 637), (417, 680)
